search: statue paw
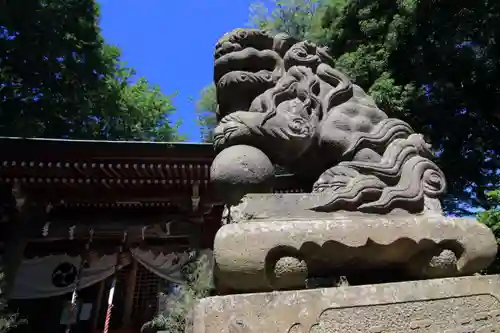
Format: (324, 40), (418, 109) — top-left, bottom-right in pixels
(213, 112), (253, 150)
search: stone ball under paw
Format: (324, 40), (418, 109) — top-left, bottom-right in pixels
(272, 256), (308, 290)
(407, 248), (459, 278)
(210, 145), (275, 205)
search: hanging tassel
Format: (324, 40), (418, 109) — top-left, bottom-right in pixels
(103, 301), (113, 333)
(103, 231), (127, 333)
(42, 222), (50, 237)
(65, 228), (94, 333)
(42, 203), (53, 237)
(69, 226), (76, 241)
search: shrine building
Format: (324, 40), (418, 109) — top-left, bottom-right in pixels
(0, 137), (304, 333)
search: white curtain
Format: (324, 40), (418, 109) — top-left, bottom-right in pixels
(10, 253), (130, 299)
(130, 249), (213, 284)
(130, 248), (192, 284)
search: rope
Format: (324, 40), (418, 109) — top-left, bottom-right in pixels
(103, 231), (127, 333)
(65, 228), (94, 333)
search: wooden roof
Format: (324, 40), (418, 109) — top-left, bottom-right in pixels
(0, 136), (214, 159)
(0, 137), (307, 206)
(0, 137), (305, 246)
(0, 137), (215, 208)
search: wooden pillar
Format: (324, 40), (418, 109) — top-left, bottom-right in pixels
(2, 184), (45, 298)
(122, 258), (138, 327)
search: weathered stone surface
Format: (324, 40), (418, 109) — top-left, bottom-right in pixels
(211, 28), (447, 214)
(193, 275), (500, 333)
(209, 30), (498, 303)
(214, 205), (497, 292)
(223, 193), (441, 223)
(210, 145), (275, 205)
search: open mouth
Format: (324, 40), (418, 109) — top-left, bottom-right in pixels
(213, 48), (282, 84)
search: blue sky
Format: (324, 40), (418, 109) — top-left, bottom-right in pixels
(98, 0), (260, 142)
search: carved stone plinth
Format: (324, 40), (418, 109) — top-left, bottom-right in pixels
(214, 194), (497, 292)
(205, 29), (500, 333)
(194, 275), (500, 333)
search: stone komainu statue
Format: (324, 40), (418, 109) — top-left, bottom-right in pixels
(211, 28), (445, 214)
(209, 29), (497, 293)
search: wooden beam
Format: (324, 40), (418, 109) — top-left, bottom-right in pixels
(9, 186), (199, 204)
(46, 214), (189, 227)
(0, 216), (197, 243)
(0, 137), (215, 161)
(0, 177), (211, 187)
(22, 238), (193, 258)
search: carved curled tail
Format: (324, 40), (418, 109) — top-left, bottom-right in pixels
(357, 156), (446, 213)
(343, 118), (415, 158)
(338, 134), (436, 184)
(312, 172), (387, 212)
(311, 134), (446, 214)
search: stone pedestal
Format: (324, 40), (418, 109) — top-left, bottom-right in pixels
(194, 275), (500, 333)
(204, 27), (500, 333)
(214, 194), (497, 293)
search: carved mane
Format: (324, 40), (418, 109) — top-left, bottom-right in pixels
(212, 29), (446, 214)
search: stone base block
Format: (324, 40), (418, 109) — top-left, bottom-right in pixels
(215, 209), (497, 292)
(194, 275), (500, 333)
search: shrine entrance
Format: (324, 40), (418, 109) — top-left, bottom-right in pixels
(0, 137), (222, 333)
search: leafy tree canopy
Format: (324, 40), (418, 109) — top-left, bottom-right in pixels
(0, 0), (182, 141)
(310, 0), (500, 214)
(194, 84), (217, 142)
(249, 0), (326, 40)
(198, 0), (500, 214)
(144, 253), (213, 333)
(477, 190), (500, 274)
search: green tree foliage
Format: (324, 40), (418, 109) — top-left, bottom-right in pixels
(313, 0), (500, 214)
(0, 0), (181, 141)
(245, 0), (500, 214)
(195, 84), (217, 142)
(249, 0), (326, 40)
(478, 191), (500, 274)
(144, 253), (213, 333)
(0, 273), (24, 333)
(194, 0), (325, 143)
